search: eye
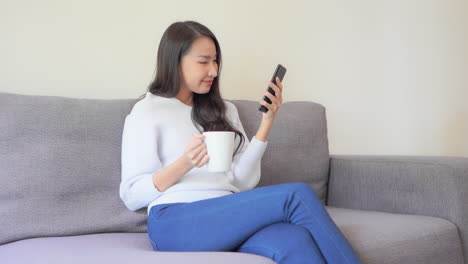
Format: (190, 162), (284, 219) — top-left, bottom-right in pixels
(199, 62), (208, 64)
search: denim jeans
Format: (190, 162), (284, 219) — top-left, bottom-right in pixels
(147, 182), (361, 264)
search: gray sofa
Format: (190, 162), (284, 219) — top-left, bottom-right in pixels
(0, 91), (466, 264)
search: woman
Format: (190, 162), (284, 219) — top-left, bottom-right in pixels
(120, 21), (361, 264)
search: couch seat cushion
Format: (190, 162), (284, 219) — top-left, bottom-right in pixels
(0, 233), (276, 264)
(327, 207), (464, 264)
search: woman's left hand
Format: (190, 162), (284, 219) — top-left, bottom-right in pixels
(259, 77), (283, 121)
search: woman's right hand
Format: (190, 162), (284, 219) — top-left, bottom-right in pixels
(183, 133), (209, 168)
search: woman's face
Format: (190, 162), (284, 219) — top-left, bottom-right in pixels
(179, 37), (218, 95)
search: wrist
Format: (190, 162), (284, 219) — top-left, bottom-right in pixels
(256, 119), (274, 142)
(261, 113), (276, 123)
(260, 117), (275, 128)
(261, 118), (274, 125)
(178, 155), (195, 171)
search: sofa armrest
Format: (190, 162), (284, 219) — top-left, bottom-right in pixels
(327, 155), (468, 260)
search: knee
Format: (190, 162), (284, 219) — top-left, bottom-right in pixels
(284, 182), (315, 196)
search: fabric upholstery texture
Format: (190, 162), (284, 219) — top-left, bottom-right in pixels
(230, 100), (330, 203)
(328, 155), (468, 262)
(0, 92), (146, 245)
(0, 233), (275, 264)
(327, 207), (464, 264)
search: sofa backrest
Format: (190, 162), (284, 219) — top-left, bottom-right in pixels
(0, 92), (329, 245)
(230, 100), (330, 201)
(0, 92), (145, 245)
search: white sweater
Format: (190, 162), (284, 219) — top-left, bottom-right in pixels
(120, 92), (268, 213)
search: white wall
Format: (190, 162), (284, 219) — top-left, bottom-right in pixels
(1, 0), (467, 156)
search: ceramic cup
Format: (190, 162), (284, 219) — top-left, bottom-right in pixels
(202, 131), (235, 172)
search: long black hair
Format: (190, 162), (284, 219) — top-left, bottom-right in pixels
(145, 21), (245, 156)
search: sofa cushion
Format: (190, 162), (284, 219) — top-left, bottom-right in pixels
(0, 233), (275, 264)
(326, 207), (464, 264)
(230, 100), (330, 203)
(0, 92), (146, 245)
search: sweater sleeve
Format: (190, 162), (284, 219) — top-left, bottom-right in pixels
(225, 102), (268, 191)
(120, 111), (162, 211)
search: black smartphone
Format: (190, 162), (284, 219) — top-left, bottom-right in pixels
(258, 64), (287, 113)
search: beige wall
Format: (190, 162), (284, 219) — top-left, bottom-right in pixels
(1, 0), (467, 156)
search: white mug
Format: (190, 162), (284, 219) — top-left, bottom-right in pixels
(202, 131), (235, 172)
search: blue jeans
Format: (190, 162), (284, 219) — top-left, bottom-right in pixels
(147, 183), (361, 264)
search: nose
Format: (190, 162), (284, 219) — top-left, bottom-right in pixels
(208, 63), (218, 78)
